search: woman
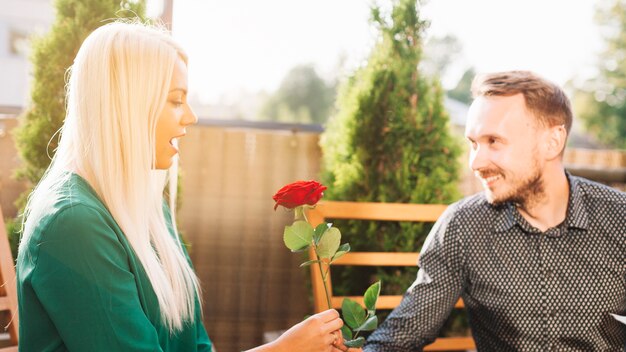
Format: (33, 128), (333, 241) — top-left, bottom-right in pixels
(16, 20), (353, 352)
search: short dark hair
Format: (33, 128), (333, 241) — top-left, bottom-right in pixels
(471, 71), (573, 135)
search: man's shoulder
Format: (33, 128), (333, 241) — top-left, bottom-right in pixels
(439, 192), (501, 226)
(574, 175), (626, 206)
(450, 192), (497, 215)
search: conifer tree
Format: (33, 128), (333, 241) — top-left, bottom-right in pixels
(320, 0), (463, 331)
(9, 0), (146, 256)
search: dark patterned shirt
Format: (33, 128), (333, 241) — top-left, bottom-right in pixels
(365, 174), (626, 351)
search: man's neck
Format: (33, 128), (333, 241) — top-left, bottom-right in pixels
(516, 166), (569, 232)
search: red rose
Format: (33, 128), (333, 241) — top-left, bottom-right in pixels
(273, 180), (327, 210)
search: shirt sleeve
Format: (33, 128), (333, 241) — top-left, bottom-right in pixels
(364, 205), (465, 352)
(31, 204), (164, 352)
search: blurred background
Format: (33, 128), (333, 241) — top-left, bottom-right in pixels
(2, 0), (626, 350)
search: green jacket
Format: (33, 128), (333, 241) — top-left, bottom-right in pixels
(17, 173), (213, 352)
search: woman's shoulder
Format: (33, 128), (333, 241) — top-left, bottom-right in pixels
(18, 175), (129, 277)
(25, 174), (116, 244)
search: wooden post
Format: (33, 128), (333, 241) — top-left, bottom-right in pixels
(0, 205), (19, 350)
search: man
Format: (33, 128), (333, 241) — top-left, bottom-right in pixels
(364, 71), (626, 351)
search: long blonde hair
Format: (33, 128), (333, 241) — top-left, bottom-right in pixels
(20, 20), (200, 332)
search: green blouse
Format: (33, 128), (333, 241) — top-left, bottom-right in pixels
(17, 174), (213, 352)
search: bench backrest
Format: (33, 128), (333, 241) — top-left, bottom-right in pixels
(306, 201), (474, 351)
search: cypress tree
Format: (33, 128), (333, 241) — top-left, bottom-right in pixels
(9, 0), (146, 257)
(320, 0), (464, 334)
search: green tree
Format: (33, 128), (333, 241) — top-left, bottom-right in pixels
(447, 67), (476, 104)
(260, 64), (336, 124)
(320, 0), (463, 335)
(9, 0), (146, 257)
(573, 0), (626, 147)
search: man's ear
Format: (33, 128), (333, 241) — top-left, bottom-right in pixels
(545, 124), (567, 160)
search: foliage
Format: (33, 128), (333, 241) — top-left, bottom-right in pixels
(320, 0), (462, 335)
(259, 64), (336, 124)
(5, 218), (20, 260)
(447, 68), (476, 105)
(10, 0), (146, 258)
(573, 0), (626, 148)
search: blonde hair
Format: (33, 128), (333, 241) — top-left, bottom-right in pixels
(20, 20), (200, 332)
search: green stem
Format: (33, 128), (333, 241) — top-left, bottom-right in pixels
(300, 206), (309, 223)
(294, 206), (304, 221)
(304, 206), (331, 309)
(315, 251), (332, 310)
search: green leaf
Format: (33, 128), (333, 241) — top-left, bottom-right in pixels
(316, 227), (341, 259)
(283, 221), (313, 252)
(363, 280), (381, 314)
(340, 325), (352, 340)
(313, 223), (329, 244)
(299, 260), (320, 267)
(337, 242), (350, 253)
(331, 242), (351, 263)
(344, 337), (365, 348)
(355, 315), (378, 331)
(341, 298), (366, 329)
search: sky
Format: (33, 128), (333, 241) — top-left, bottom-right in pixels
(158, 0), (604, 104)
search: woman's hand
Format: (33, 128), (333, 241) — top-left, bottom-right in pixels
(271, 309), (345, 352)
(246, 310), (365, 352)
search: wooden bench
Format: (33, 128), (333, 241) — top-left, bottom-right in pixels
(0, 205), (18, 352)
(306, 201), (475, 351)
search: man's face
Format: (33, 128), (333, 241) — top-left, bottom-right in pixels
(465, 94), (546, 206)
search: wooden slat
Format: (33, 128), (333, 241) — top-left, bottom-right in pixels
(424, 336), (476, 351)
(0, 296), (9, 311)
(331, 296), (464, 309)
(333, 252), (419, 266)
(331, 295), (402, 309)
(314, 201), (448, 222)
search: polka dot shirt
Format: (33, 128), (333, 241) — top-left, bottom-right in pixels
(364, 174), (626, 351)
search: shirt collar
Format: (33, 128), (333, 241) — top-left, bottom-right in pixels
(493, 171), (589, 235)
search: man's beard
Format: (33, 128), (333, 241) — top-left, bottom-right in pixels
(482, 164), (545, 208)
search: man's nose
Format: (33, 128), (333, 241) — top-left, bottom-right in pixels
(469, 145), (488, 171)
